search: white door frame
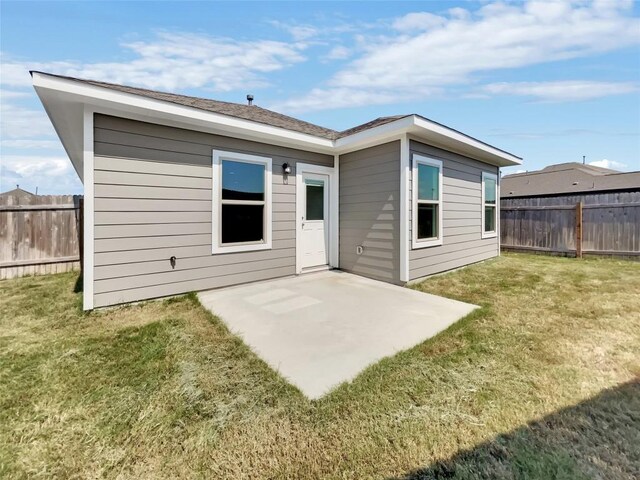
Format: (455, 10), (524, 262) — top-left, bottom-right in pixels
(296, 162), (338, 274)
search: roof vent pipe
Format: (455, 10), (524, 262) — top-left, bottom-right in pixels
(247, 94), (254, 106)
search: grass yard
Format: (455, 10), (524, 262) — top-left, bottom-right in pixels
(1, 253), (639, 479)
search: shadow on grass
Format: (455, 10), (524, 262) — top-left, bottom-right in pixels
(391, 379), (639, 480)
(74, 273), (83, 293)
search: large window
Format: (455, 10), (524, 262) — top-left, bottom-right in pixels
(482, 172), (498, 238)
(212, 150), (272, 253)
(412, 154), (443, 248)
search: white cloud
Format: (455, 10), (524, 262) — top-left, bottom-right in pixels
(323, 45), (352, 61)
(268, 20), (319, 41)
(392, 12), (446, 31)
(0, 155), (81, 194)
(2, 31), (308, 92)
(481, 81), (640, 101)
(448, 7), (471, 21)
(0, 89), (30, 99)
(272, 85), (443, 112)
(275, 0), (640, 112)
(588, 159), (628, 170)
(0, 101), (56, 139)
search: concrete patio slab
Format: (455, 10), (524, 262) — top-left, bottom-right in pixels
(198, 271), (477, 399)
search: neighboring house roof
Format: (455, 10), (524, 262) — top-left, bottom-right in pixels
(502, 162), (640, 197)
(0, 187), (36, 198)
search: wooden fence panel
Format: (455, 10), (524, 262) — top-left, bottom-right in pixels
(582, 204), (639, 253)
(501, 192), (640, 259)
(0, 194), (83, 279)
(500, 206), (576, 253)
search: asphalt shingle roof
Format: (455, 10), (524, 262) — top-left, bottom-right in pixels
(33, 72), (414, 141)
(32, 72), (522, 161)
(502, 162), (640, 197)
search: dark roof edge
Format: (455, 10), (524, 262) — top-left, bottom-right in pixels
(501, 186), (640, 199)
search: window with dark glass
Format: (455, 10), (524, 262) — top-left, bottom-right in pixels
(305, 180), (324, 221)
(483, 176), (497, 233)
(221, 159), (265, 244)
(416, 162), (440, 240)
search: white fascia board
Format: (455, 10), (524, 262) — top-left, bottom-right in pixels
(412, 117), (522, 167)
(31, 73), (334, 154)
(336, 115), (522, 167)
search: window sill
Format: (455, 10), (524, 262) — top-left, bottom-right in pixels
(412, 238), (443, 249)
(212, 242), (272, 255)
(481, 231), (498, 239)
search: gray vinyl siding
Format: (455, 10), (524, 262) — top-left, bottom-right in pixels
(409, 139), (499, 280)
(339, 141), (401, 283)
(93, 114), (332, 308)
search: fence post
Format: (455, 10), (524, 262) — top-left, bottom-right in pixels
(575, 201), (583, 258)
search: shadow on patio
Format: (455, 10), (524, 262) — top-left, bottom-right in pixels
(391, 379), (639, 480)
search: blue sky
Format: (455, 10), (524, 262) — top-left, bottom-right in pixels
(1, 0), (639, 194)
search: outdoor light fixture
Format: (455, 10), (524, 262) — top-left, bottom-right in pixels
(282, 163), (291, 175)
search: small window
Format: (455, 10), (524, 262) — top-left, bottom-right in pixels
(212, 150), (272, 254)
(305, 180), (324, 221)
(482, 172), (498, 238)
(412, 155), (443, 248)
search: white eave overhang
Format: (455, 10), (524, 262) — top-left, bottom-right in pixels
(334, 116), (522, 167)
(32, 72), (522, 184)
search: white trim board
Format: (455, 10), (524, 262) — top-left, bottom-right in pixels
(332, 154), (340, 270)
(481, 171), (499, 240)
(295, 162), (338, 274)
(411, 154), (444, 249)
(82, 106), (94, 310)
(399, 135), (410, 282)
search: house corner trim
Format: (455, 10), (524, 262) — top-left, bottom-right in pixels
(82, 107), (94, 310)
(400, 135), (410, 282)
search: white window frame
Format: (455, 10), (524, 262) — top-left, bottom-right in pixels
(412, 154), (443, 249)
(212, 150), (272, 254)
(481, 171), (498, 239)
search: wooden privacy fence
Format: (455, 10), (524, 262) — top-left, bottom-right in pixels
(0, 195), (84, 279)
(501, 196), (640, 259)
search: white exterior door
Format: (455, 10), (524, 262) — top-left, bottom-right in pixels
(300, 173), (329, 269)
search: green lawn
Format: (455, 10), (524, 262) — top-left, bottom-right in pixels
(1, 253), (638, 479)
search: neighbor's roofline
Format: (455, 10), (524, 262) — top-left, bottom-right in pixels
(31, 71), (522, 167)
(501, 185), (640, 199)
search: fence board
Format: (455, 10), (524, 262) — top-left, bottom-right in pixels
(501, 192), (640, 259)
(0, 193), (83, 279)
